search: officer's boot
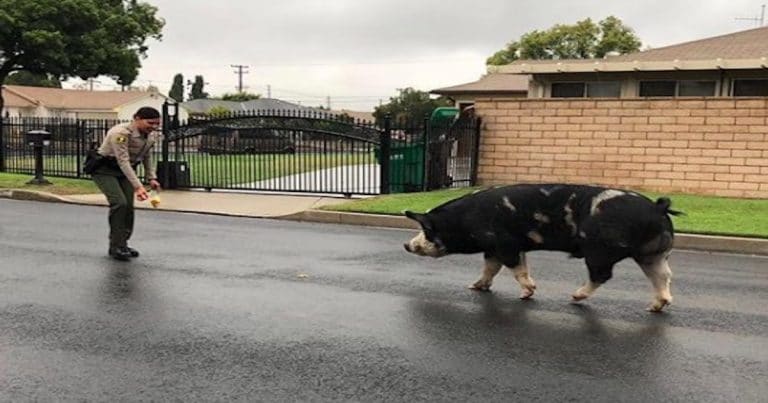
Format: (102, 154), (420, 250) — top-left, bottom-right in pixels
(125, 247), (140, 258)
(108, 246), (133, 261)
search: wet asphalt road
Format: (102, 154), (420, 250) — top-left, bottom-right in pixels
(1, 199), (766, 402)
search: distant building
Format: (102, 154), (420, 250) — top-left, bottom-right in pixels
(1, 85), (183, 120)
(181, 98), (374, 122)
(431, 74), (529, 110)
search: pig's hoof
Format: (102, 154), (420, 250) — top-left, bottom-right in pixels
(571, 292), (589, 301)
(469, 281), (491, 292)
(647, 297), (671, 312)
(520, 288), (535, 299)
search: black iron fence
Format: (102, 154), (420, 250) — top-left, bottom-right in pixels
(0, 106), (480, 195)
(1, 116), (121, 178)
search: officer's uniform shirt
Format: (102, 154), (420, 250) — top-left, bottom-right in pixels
(97, 122), (162, 189)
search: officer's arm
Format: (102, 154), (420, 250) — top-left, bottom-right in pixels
(109, 133), (144, 190)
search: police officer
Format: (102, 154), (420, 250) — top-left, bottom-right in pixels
(92, 107), (163, 261)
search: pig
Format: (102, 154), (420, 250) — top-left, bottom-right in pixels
(403, 184), (682, 312)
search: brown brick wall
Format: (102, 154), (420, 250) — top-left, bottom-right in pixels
(474, 97), (768, 198)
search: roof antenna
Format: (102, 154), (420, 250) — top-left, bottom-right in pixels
(735, 4), (766, 27)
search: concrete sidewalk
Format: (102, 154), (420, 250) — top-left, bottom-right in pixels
(2, 187), (767, 256)
(63, 190), (350, 218)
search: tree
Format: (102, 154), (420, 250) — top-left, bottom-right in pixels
(373, 87), (451, 124)
(189, 75), (209, 100)
(486, 16), (641, 65)
(169, 73), (184, 102)
(0, 0), (164, 166)
(221, 92), (260, 102)
(0, 0), (164, 97)
(4, 71), (61, 87)
(207, 105), (231, 118)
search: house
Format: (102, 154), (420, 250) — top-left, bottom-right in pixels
(490, 26), (768, 98)
(471, 26), (768, 199)
(331, 109), (375, 123)
(1, 85), (185, 120)
(181, 98), (374, 122)
(180, 98), (315, 116)
(430, 74), (529, 109)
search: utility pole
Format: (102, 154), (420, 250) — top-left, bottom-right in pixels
(736, 4), (766, 27)
(267, 85), (271, 98)
(326, 96), (331, 110)
(231, 64), (249, 92)
(87, 78), (101, 91)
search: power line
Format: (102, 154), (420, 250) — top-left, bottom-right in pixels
(735, 4), (766, 27)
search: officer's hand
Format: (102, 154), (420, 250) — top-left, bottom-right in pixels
(135, 187), (149, 201)
(149, 179), (162, 191)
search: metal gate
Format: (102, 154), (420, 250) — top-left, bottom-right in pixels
(159, 103), (481, 195)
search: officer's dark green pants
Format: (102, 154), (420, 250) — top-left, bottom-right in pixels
(92, 173), (135, 250)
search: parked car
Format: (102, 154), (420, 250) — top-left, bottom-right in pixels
(198, 126), (296, 155)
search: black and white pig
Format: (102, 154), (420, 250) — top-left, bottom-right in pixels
(403, 183), (682, 312)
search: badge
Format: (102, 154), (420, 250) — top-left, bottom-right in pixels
(115, 135), (127, 144)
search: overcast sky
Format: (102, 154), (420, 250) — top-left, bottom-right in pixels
(66, 0), (767, 111)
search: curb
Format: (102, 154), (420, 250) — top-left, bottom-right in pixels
(672, 233), (768, 256)
(281, 209), (419, 229)
(0, 189), (69, 203)
(284, 209), (768, 257)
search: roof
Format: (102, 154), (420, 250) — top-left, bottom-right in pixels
(330, 109), (375, 122)
(181, 99), (375, 121)
(491, 26), (768, 74)
(431, 74), (529, 95)
(611, 25), (768, 62)
(1, 86), (37, 108)
(1, 85), (160, 110)
(180, 98), (315, 114)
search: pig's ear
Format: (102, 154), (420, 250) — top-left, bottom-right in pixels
(404, 211), (433, 231)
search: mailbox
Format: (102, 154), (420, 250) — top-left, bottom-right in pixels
(25, 130), (52, 185)
(25, 130), (52, 147)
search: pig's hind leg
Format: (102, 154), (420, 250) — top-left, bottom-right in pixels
(469, 255), (502, 292)
(507, 252), (536, 299)
(635, 252), (673, 312)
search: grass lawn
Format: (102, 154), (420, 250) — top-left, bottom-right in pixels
(179, 152), (374, 187)
(0, 172), (99, 195)
(322, 186), (768, 239)
(5, 152), (374, 188)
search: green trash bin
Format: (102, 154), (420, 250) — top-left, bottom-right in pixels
(375, 140), (425, 193)
(430, 107), (459, 126)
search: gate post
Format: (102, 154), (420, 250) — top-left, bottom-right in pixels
(76, 120), (84, 178)
(470, 117), (482, 186)
(379, 114), (391, 194)
(422, 114), (430, 191)
(0, 113), (6, 172)
(161, 101), (171, 188)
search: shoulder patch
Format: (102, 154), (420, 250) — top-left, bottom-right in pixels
(115, 135), (127, 144)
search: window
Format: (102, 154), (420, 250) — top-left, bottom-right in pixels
(552, 82), (621, 98)
(639, 80), (716, 97)
(551, 82), (584, 98)
(733, 79), (768, 96)
(586, 82), (621, 98)
(639, 81), (676, 97)
(678, 80), (716, 96)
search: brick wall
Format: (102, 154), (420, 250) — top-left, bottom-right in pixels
(474, 97), (768, 198)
